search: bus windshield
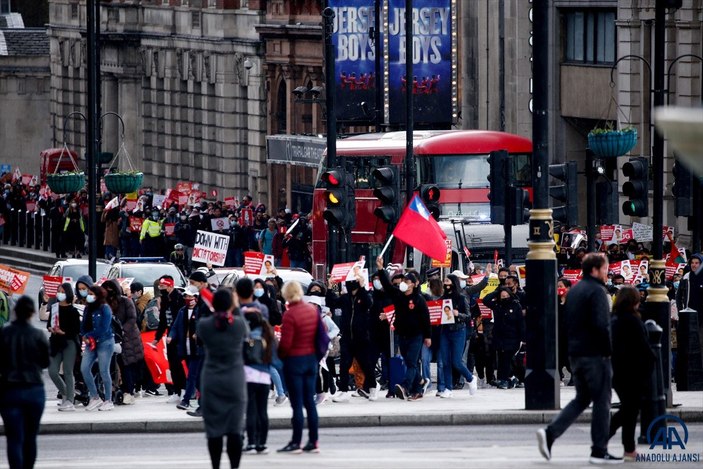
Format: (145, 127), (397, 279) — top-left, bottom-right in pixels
(419, 155), (489, 189)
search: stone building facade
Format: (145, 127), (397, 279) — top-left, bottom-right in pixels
(47, 0), (268, 202)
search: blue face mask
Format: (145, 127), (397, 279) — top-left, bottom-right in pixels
(254, 288), (265, 298)
(673, 281), (680, 289)
(79, 289), (89, 298)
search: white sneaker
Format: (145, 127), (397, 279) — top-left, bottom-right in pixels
(58, 400), (75, 412)
(315, 393), (328, 405)
(86, 397), (103, 411)
(167, 394), (181, 404)
(468, 376), (478, 396)
(122, 393), (135, 405)
(439, 389), (453, 398)
(269, 389), (276, 399)
(98, 401), (114, 411)
(274, 395), (288, 406)
(369, 386), (378, 401)
(331, 391), (350, 403)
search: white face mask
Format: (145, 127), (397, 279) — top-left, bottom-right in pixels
(398, 282), (409, 293)
(459, 280), (467, 289)
(56, 292), (67, 302)
(373, 279), (383, 291)
(86, 294), (96, 304)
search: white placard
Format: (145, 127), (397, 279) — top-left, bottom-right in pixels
(192, 230), (230, 266)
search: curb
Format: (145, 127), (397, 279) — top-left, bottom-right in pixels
(15, 408), (702, 435)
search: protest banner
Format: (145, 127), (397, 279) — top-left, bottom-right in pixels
(129, 216), (144, 233)
(517, 265), (527, 288)
(600, 225), (621, 245)
(239, 207), (254, 227)
(665, 262), (687, 280)
(192, 230), (230, 266)
(152, 194), (166, 208)
(141, 331), (172, 385)
(329, 260), (365, 284)
(42, 275), (67, 298)
(431, 239), (452, 268)
(477, 298), (492, 319)
(479, 275), (500, 299)
(125, 192), (138, 211)
(243, 251), (275, 276)
(176, 181), (193, 195)
(224, 196), (237, 208)
(0, 265), (30, 295)
(428, 300), (444, 326)
(562, 269), (582, 284)
(440, 299), (455, 325)
(164, 222), (175, 237)
(187, 191), (202, 206)
(383, 304), (396, 327)
(210, 217), (229, 232)
(21, 174), (32, 185)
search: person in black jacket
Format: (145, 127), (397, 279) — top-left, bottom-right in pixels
(483, 287), (525, 389)
(47, 283), (82, 412)
(537, 253), (622, 464)
(609, 285), (654, 462)
(153, 275), (186, 403)
(437, 274), (478, 398)
(376, 256), (431, 401)
(0, 296), (50, 469)
(370, 271), (393, 390)
(329, 276), (378, 402)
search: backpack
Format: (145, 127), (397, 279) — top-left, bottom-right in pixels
(142, 299), (160, 331)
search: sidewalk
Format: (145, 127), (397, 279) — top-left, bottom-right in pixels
(5, 385), (701, 435)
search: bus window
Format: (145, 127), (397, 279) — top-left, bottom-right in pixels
(509, 154), (532, 187)
(344, 156), (391, 189)
(420, 155), (490, 189)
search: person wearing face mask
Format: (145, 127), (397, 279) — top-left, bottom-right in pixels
(497, 267), (510, 286)
(375, 256), (431, 401)
(163, 206), (180, 253)
(104, 279), (144, 405)
(327, 274), (378, 402)
(170, 243), (189, 277)
(80, 285), (115, 411)
(436, 274), (478, 398)
(254, 279), (281, 326)
(74, 275), (94, 307)
(556, 278), (573, 385)
(175, 210), (196, 272)
(140, 208), (165, 259)
(483, 287), (525, 390)
(369, 272), (392, 391)
(63, 200), (85, 258)
(168, 286), (203, 411)
(47, 283), (81, 412)
(154, 276), (186, 404)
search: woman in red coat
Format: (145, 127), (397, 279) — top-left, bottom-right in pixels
(277, 281), (320, 454)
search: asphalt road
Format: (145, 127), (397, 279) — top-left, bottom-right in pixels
(2, 424), (700, 469)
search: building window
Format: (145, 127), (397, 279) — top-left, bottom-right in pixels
(0, 0), (10, 14)
(564, 9), (616, 65)
(276, 81), (287, 134)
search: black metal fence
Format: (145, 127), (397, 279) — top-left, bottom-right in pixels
(2, 209), (55, 252)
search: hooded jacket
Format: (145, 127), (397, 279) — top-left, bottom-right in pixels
(676, 253), (703, 313)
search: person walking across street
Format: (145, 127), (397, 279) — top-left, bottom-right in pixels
(609, 285), (655, 462)
(0, 296), (50, 469)
(537, 253), (622, 464)
(197, 289), (248, 469)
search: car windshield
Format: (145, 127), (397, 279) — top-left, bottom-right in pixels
(118, 265), (187, 288)
(62, 264), (110, 281)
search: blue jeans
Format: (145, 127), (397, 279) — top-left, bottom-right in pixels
(0, 384), (45, 469)
(283, 354), (319, 446)
(183, 356), (202, 402)
(440, 327), (474, 391)
(398, 334), (423, 394)
(81, 337), (115, 401)
(289, 259), (306, 269)
(271, 357), (286, 396)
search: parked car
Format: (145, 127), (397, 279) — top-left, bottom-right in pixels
(218, 267), (314, 290)
(105, 259), (187, 294)
(39, 259), (111, 305)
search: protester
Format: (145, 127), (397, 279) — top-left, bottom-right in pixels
(168, 286), (203, 411)
(47, 283), (81, 411)
(259, 218), (283, 265)
(154, 275), (186, 403)
(80, 285), (116, 412)
(483, 286), (525, 389)
(537, 253), (621, 464)
(74, 275), (93, 307)
(197, 289), (247, 469)
(277, 281), (320, 454)
(556, 277), (572, 385)
(609, 285), (655, 462)
(63, 201), (85, 258)
(0, 297), (50, 469)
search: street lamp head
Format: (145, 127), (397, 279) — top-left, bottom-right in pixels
(293, 86), (309, 98)
(244, 58), (254, 70)
(309, 86), (324, 98)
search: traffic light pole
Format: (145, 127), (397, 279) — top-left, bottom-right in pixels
(323, 6), (340, 266)
(524, 0), (559, 410)
(504, 160), (513, 265)
(404, 0), (415, 269)
(645, 0), (671, 408)
(586, 150), (596, 252)
(86, 0), (99, 281)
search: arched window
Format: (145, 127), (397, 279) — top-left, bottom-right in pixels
(275, 80), (287, 134)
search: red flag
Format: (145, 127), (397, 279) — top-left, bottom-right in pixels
(463, 246), (471, 259)
(494, 249), (499, 266)
(392, 195), (447, 261)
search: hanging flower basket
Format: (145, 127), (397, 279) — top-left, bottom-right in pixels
(104, 171), (144, 194)
(587, 127), (638, 158)
(46, 172), (85, 194)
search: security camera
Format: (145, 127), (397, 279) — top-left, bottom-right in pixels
(292, 86), (308, 98)
(244, 59), (253, 70)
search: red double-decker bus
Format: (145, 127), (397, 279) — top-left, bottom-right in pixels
(311, 130), (533, 277)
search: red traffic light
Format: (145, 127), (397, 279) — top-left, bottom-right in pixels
(322, 169), (344, 187)
(421, 184), (440, 203)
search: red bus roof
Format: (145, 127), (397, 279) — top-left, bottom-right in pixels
(331, 130), (532, 158)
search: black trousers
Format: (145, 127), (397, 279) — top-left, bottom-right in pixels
(246, 382), (269, 448)
(166, 342), (186, 394)
(610, 386), (641, 453)
(338, 340), (377, 393)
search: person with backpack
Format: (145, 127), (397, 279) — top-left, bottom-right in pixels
(47, 283), (81, 412)
(168, 286), (203, 411)
(80, 285), (115, 412)
(104, 280), (144, 406)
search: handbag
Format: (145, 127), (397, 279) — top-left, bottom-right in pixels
(328, 335), (341, 358)
(243, 336), (266, 366)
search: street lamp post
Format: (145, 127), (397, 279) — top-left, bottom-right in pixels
(524, 0), (559, 410)
(86, 0), (100, 280)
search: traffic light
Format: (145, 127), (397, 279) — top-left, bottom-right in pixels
(510, 187), (531, 225)
(487, 150), (508, 224)
(322, 167), (355, 230)
(622, 157), (649, 217)
(596, 180), (619, 225)
(549, 162), (578, 226)
(372, 165), (400, 223)
(419, 184), (441, 220)
(672, 160), (692, 217)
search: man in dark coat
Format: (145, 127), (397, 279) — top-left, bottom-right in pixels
(537, 253), (621, 464)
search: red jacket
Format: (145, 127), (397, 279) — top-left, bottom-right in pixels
(278, 300), (317, 358)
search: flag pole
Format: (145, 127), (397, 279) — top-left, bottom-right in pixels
(379, 234), (394, 259)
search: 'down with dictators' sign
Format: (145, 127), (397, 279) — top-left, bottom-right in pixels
(330, 1), (378, 122)
(388, 0), (453, 125)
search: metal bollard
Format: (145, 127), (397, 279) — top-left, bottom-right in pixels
(639, 319), (666, 443)
(43, 214), (51, 252)
(34, 211), (42, 249)
(10, 208), (17, 246)
(675, 308), (703, 391)
(18, 209), (25, 247)
(27, 210), (35, 248)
